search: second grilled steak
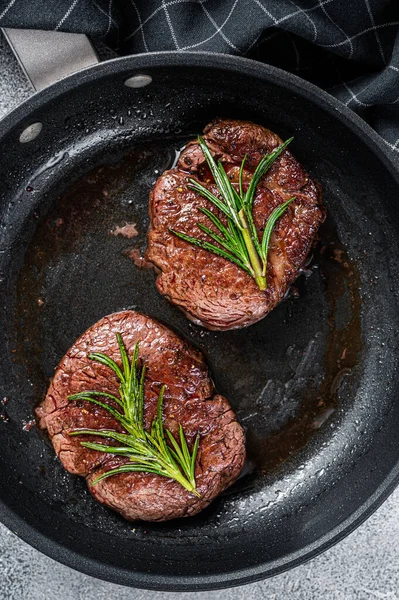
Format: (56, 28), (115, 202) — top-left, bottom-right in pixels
(36, 311), (245, 521)
(146, 119), (325, 330)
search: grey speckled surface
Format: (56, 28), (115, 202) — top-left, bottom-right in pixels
(1, 30), (399, 600)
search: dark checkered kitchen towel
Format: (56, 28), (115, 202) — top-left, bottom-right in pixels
(0, 0), (398, 157)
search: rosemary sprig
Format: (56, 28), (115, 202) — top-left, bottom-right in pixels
(171, 136), (296, 291)
(68, 333), (200, 496)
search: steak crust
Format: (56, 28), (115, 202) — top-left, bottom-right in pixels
(146, 119), (324, 330)
(36, 311), (245, 521)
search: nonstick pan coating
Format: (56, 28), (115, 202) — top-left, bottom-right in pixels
(0, 53), (399, 591)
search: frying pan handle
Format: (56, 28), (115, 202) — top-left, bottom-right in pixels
(1, 28), (98, 92)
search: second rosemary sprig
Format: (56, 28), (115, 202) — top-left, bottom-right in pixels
(68, 334), (200, 496)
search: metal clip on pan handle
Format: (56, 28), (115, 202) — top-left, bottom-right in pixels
(1, 28), (99, 91)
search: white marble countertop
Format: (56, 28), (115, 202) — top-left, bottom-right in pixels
(0, 30), (398, 600)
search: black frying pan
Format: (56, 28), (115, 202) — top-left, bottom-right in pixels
(1, 49), (399, 592)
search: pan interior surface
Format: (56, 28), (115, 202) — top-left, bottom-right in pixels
(0, 56), (399, 590)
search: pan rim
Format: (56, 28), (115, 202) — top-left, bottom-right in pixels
(1, 466), (399, 591)
(1, 50), (399, 591)
(0, 50), (398, 176)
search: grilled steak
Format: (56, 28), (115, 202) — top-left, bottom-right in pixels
(36, 311), (245, 522)
(146, 119), (324, 330)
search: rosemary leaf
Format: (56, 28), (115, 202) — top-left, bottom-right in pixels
(191, 433), (200, 481)
(179, 424), (191, 467)
(261, 197), (296, 272)
(170, 228), (252, 274)
(117, 332), (130, 381)
(80, 442), (138, 455)
(196, 222), (242, 258)
(197, 137), (230, 204)
(66, 390), (124, 408)
(197, 137), (241, 227)
(187, 180), (232, 219)
(87, 353), (124, 382)
(244, 137), (293, 208)
(217, 161), (243, 214)
(67, 394), (130, 428)
(239, 154), (247, 199)
(92, 465), (167, 485)
(166, 429), (187, 469)
(198, 207), (237, 247)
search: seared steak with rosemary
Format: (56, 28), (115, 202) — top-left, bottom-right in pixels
(146, 119), (324, 330)
(36, 311), (245, 522)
